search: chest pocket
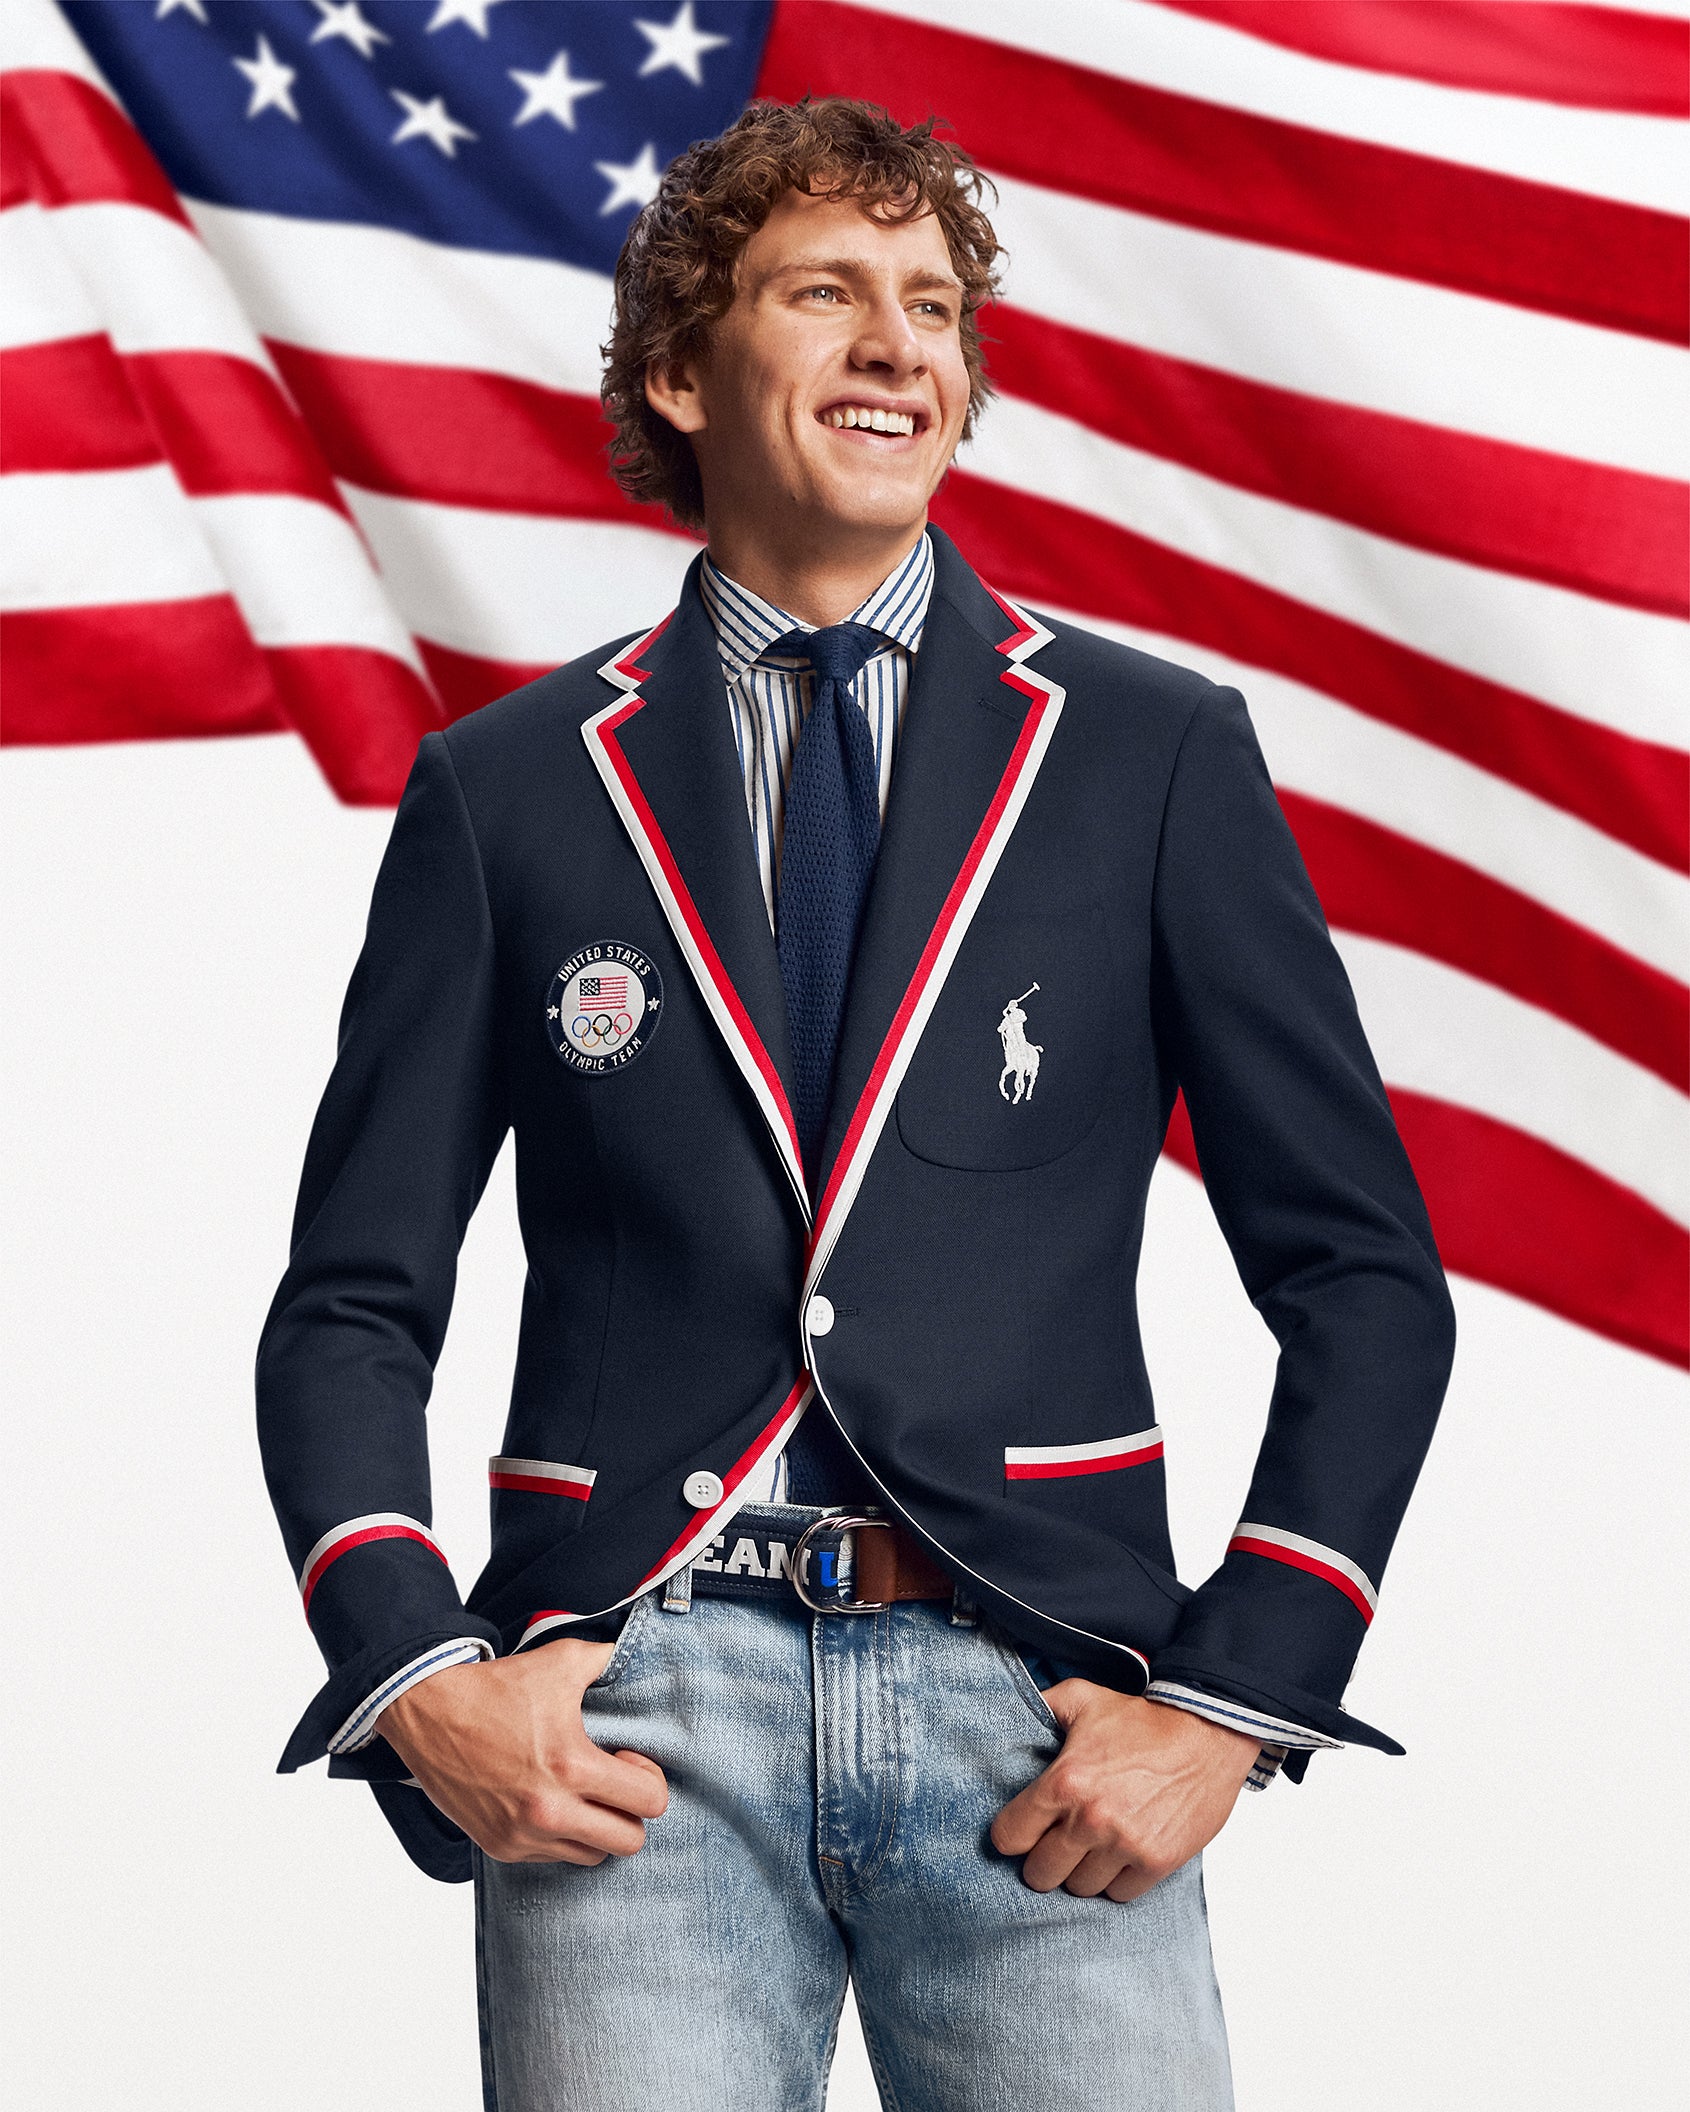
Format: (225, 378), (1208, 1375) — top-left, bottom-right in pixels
(895, 905), (1111, 1171)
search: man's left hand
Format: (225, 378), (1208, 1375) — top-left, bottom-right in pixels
(991, 1684), (1260, 1903)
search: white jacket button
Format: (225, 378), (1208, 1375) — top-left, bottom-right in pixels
(807, 1294), (835, 1337)
(682, 1469), (723, 1509)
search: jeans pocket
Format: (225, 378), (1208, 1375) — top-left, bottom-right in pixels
(992, 1634), (1065, 1740)
(581, 1591), (654, 1694)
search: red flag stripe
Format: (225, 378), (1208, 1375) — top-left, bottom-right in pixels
(262, 645), (440, 807)
(933, 473), (1688, 873)
(984, 304), (1688, 620)
(1163, 1087), (1689, 1369)
(224, 330), (1689, 620)
(98, 343), (1677, 870)
(0, 597), (282, 743)
(3, 336), (348, 512)
(754, 2), (1688, 344)
(1282, 792), (1688, 1096)
(1147, 2), (1690, 119)
(0, 69), (191, 224)
(0, 607), (441, 804)
(266, 341), (662, 532)
(416, 636), (551, 723)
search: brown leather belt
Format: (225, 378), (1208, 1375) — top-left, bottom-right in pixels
(848, 1517), (955, 1606)
(789, 1510), (954, 1613)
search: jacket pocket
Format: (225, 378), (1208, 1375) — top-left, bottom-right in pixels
(1003, 1427), (1163, 1481)
(895, 905), (1110, 1171)
(1002, 1426), (1175, 1571)
(488, 1456), (596, 1542)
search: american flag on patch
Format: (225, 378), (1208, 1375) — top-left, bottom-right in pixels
(1, 1), (1685, 1367)
(579, 974), (629, 1007)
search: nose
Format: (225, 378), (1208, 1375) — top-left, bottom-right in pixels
(849, 287), (924, 382)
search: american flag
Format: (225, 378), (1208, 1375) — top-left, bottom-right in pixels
(580, 973), (629, 1007)
(2, 0), (1685, 1368)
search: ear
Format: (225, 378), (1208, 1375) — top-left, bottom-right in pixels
(644, 355), (707, 437)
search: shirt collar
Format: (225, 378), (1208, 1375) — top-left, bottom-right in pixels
(698, 530), (933, 685)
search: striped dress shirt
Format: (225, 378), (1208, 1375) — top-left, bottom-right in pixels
(338, 533), (1334, 1783)
(699, 530), (933, 927)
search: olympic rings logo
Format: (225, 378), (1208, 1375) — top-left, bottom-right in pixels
(569, 1010), (635, 1048)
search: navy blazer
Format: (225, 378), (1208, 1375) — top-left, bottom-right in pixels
(257, 526), (1455, 1878)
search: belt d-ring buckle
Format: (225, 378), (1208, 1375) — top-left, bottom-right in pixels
(791, 1513), (893, 1614)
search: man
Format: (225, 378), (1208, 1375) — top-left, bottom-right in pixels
(258, 98), (1455, 2110)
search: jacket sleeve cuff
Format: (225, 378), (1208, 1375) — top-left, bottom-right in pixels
(277, 1617), (503, 1773)
(1147, 1647), (1405, 1756)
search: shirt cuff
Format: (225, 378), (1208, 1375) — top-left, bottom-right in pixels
(1145, 1679), (1343, 1793)
(327, 1637), (493, 1756)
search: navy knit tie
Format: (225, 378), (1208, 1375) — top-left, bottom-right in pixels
(773, 620), (883, 1507)
(773, 621), (885, 1182)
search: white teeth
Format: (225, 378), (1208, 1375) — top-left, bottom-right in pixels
(827, 406), (916, 434)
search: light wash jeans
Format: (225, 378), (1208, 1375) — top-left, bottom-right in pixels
(474, 1534), (1234, 2111)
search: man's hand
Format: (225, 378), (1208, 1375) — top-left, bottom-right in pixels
(991, 1683), (1260, 1903)
(377, 1638), (669, 1866)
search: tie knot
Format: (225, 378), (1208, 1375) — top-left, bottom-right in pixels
(771, 621), (883, 691)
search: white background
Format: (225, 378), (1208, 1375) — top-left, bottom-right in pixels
(3, 730), (1686, 2108)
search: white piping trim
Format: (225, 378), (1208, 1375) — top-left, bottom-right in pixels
(1005, 1425), (1163, 1471)
(297, 1512), (442, 1600)
(1231, 1521), (1379, 1616)
(488, 1456), (596, 1496)
(583, 626), (810, 1218)
(514, 1378), (815, 1652)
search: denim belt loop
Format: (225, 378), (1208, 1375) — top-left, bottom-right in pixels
(661, 1562), (694, 1615)
(949, 1585), (978, 1629)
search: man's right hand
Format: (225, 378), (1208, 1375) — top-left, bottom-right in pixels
(377, 1637), (669, 1865)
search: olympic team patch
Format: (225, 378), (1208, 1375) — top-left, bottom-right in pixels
(545, 944), (663, 1074)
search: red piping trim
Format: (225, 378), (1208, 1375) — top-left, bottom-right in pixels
(1228, 1533), (1377, 1625)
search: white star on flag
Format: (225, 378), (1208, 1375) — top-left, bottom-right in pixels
(390, 90), (478, 159)
(635, 2), (730, 87)
(595, 142), (664, 215)
(427, 0), (507, 37)
(509, 51), (604, 132)
(233, 37), (301, 123)
(309, 2), (390, 61)
(154, 0), (208, 22)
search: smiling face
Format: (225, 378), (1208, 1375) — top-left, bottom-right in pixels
(645, 185), (974, 581)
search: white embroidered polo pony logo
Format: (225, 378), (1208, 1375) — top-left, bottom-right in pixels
(997, 984), (1043, 1104)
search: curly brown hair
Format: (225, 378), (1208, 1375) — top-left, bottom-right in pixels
(600, 97), (1003, 530)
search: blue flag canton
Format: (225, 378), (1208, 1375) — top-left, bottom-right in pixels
(65, 0), (772, 274)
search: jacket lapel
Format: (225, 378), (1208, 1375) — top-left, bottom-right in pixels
(807, 528), (1068, 1278)
(581, 560), (808, 1216)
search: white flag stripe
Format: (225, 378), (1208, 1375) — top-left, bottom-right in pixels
(1335, 933), (1690, 1225)
(0, 204), (105, 350)
(0, 0), (109, 83)
(844, 0), (1689, 212)
(32, 202), (281, 375)
(342, 484), (695, 664)
(1, 466), (225, 609)
(964, 394), (1688, 746)
(1005, 1427), (1162, 1464)
(1060, 609), (1690, 985)
(988, 175), (1689, 481)
(179, 191), (1690, 483)
(188, 200), (613, 397)
(191, 494), (420, 663)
